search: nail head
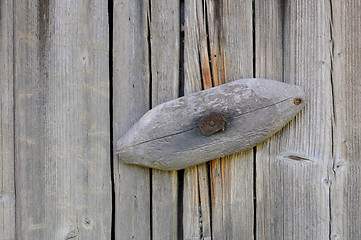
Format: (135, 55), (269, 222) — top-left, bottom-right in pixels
(293, 98), (302, 105)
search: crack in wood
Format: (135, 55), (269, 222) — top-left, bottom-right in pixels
(119, 97), (291, 149)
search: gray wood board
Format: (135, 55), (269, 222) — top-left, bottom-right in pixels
(255, 1), (333, 239)
(149, 0), (179, 238)
(0, 0), (15, 239)
(113, 0), (151, 239)
(331, 1), (361, 239)
(183, 1), (212, 237)
(14, 1), (111, 239)
(118, 79), (305, 170)
(183, 0), (254, 238)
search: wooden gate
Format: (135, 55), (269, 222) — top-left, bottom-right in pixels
(1, 0), (360, 239)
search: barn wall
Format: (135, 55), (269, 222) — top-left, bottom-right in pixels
(0, 0), (360, 239)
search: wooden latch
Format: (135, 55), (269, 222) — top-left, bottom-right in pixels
(117, 78), (305, 170)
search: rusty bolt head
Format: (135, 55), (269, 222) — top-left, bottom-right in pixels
(198, 112), (226, 137)
(209, 120), (215, 127)
(293, 98), (302, 105)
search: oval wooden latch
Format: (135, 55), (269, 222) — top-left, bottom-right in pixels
(117, 78), (306, 170)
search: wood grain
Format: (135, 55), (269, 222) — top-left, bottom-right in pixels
(183, 1), (211, 237)
(0, 0), (15, 239)
(1, 0), (358, 238)
(113, 0), (151, 239)
(183, 0), (254, 238)
(206, 1), (254, 239)
(255, 1), (333, 239)
(331, 1), (361, 239)
(149, 0), (179, 238)
(14, 1), (111, 239)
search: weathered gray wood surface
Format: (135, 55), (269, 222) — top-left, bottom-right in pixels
(183, 0), (255, 238)
(1, 0), (361, 238)
(14, 1), (111, 239)
(183, 1), (211, 238)
(149, 0), (179, 238)
(331, 1), (361, 239)
(118, 79), (305, 170)
(113, 1), (151, 239)
(255, 1), (333, 239)
(0, 1), (15, 239)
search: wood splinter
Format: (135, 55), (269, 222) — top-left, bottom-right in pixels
(117, 78), (306, 170)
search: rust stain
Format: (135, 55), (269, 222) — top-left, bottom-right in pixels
(56, 202), (70, 208)
(193, 166), (199, 202)
(222, 55), (227, 84)
(76, 206), (90, 211)
(201, 53), (212, 89)
(80, 68), (93, 73)
(196, 11), (235, 218)
(210, 161), (216, 207)
(210, 48), (227, 87)
(207, 48), (229, 192)
(210, 49), (219, 86)
(219, 158), (225, 195)
(221, 157), (229, 190)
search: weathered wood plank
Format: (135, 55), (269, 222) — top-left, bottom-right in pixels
(254, 2), (284, 239)
(331, 1), (361, 239)
(118, 79), (305, 170)
(206, 1), (254, 239)
(149, 0), (179, 238)
(184, 0), (254, 238)
(183, 1), (211, 238)
(183, 166), (202, 239)
(14, 1), (111, 239)
(113, 0), (151, 239)
(255, 1), (333, 239)
(0, 1), (15, 239)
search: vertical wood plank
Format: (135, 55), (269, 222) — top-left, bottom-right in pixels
(254, 2), (283, 238)
(0, 0), (15, 239)
(207, 1), (254, 239)
(331, 1), (361, 239)
(183, 1), (212, 238)
(14, 1), (111, 239)
(113, 0), (151, 239)
(149, 0), (180, 239)
(183, 1), (210, 238)
(255, 1), (333, 239)
(184, 0), (253, 239)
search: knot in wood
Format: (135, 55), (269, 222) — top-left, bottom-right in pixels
(198, 112), (226, 136)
